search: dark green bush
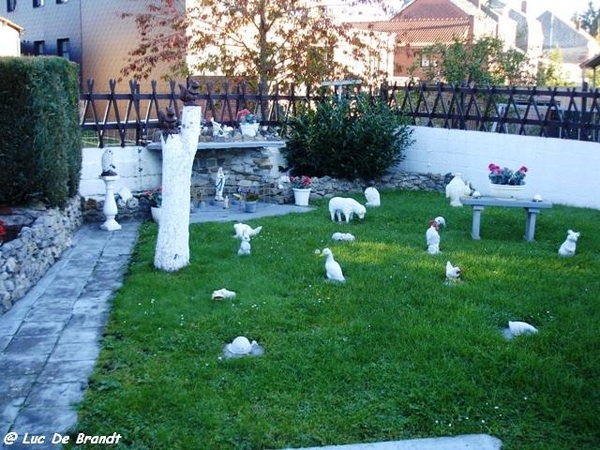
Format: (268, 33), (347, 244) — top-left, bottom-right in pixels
(282, 93), (414, 181)
(0, 57), (81, 207)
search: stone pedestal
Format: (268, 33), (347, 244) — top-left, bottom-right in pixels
(100, 175), (122, 231)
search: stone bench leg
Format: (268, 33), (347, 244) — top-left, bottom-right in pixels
(524, 208), (541, 242)
(471, 205), (484, 240)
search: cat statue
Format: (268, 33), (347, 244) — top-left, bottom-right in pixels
(237, 234), (251, 256)
(558, 229), (580, 257)
(364, 187), (381, 207)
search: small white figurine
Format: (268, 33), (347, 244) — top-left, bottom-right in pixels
(101, 148), (117, 176)
(426, 220), (441, 255)
(364, 187), (381, 207)
(532, 194), (543, 202)
(233, 223), (262, 239)
(321, 247), (345, 282)
(445, 173), (471, 207)
(328, 197), (366, 223)
(332, 232), (356, 241)
(237, 234), (251, 256)
(215, 167), (228, 201)
(508, 321), (538, 336)
(211, 118), (224, 137)
(558, 229), (580, 257)
(472, 190), (482, 199)
(211, 288), (237, 300)
(445, 260), (461, 281)
(223, 336), (264, 358)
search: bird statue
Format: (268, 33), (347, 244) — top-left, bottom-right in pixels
(178, 79), (201, 106)
(233, 223), (262, 239)
(100, 148), (117, 176)
(445, 173), (471, 207)
(426, 220), (441, 254)
(321, 247), (345, 282)
(237, 234), (251, 256)
(211, 288), (236, 301)
(445, 261), (461, 282)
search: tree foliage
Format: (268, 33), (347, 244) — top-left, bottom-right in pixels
(577, 2), (599, 37)
(412, 36), (535, 86)
(119, 0), (389, 89)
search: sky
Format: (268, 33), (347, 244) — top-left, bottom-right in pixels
(529, 0), (598, 20)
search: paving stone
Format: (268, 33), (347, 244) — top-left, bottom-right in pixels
(57, 326), (104, 345)
(38, 360), (97, 384)
(3, 336), (57, 358)
(23, 307), (73, 324)
(0, 355), (47, 376)
(15, 322), (66, 338)
(26, 382), (87, 408)
(11, 406), (78, 442)
(48, 342), (101, 363)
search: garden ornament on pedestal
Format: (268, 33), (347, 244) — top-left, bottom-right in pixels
(178, 79), (201, 106)
(434, 216), (446, 228)
(558, 229), (580, 257)
(445, 173), (471, 207)
(158, 106), (180, 136)
(426, 220), (441, 255)
(364, 187), (381, 207)
(321, 247), (345, 282)
(101, 148), (117, 176)
(215, 167), (227, 201)
(223, 336), (264, 358)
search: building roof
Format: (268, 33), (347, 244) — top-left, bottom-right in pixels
(391, 0), (469, 20)
(0, 15), (23, 32)
(352, 18), (471, 44)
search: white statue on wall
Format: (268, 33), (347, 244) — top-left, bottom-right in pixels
(215, 167), (228, 201)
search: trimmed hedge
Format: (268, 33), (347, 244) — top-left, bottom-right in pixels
(282, 93), (414, 181)
(0, 57), (81, 207)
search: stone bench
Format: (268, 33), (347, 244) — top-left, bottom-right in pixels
(460, 196), (553, 242)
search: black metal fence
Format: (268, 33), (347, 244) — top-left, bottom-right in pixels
(80, 79), (600, 147)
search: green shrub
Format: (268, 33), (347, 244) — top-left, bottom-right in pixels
(282, 93), (414, 181)
(0, 57), (81, 207)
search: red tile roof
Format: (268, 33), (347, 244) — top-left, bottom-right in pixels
(392, 0), (470, 20)
(352, 18), (471, 44)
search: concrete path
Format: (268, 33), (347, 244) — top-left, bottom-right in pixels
(0, 204), (502, 449)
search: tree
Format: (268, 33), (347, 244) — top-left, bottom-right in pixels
(536, 47), (573, 87)
(119, 0), (389, 89)
(411, 36), (534, 86)
(577, 2), (599, 37)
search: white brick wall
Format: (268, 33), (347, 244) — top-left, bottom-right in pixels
(399, 127), (600, 210)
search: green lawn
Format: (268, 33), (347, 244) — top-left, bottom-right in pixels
(69, 190), (600, 450)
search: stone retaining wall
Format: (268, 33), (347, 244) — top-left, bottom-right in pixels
(0, 196), (83, 315)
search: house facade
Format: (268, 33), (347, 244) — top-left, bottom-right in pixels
(0, 0), (173, 91)
(0, 15), (22, 56)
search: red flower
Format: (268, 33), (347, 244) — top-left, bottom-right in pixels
(519, 166), (528, 173)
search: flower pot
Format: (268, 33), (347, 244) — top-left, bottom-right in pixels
(240, 123), (259, 137)
(245, 200), (258, 213)
(489, 184), (525, 199)
(293, 188), (311, 206)
(151, 206), (161, 222)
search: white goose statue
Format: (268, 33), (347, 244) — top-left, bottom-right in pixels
(321, 248), (345, 282)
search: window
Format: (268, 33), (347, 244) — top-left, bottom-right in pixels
(7, 0), (17, 12)
(57, 38), (70, 60)
(33, 0), (44, 7)
(420, 53), (436, 68)
(34, 40), (45, 55)
(56, 0), (67, 3)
